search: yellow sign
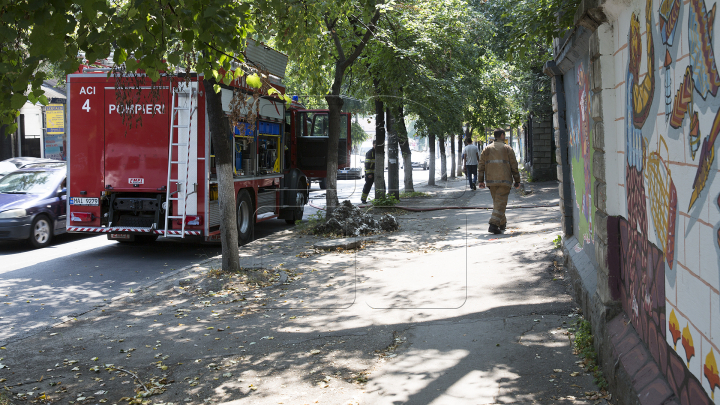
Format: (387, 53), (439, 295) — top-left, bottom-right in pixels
(44, 104), (65, 160)
(45, 104), (64, 134)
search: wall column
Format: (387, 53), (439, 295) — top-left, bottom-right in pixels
(544, 61), (573, 236)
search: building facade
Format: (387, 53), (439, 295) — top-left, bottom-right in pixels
(549, 0), (720, 402)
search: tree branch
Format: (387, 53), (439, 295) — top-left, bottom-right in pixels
(324, 16), (345, 62)
(340, 9), (381, 70)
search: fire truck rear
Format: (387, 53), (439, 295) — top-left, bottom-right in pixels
(66, 45), (351, 243)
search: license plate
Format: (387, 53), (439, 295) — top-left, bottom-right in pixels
(108, 233), (132, 240)
(70, 197), (99, 206)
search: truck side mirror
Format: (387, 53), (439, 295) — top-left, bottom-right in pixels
(59, 188), (67, 197)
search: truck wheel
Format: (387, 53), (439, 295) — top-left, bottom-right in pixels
(237, 189), (254, 245)
(285, 179), (306, 225)
(319, 178), (327, 190)
(28, 215), (52, 249)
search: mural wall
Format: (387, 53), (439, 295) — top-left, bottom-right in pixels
(566, 59), (597, 248)
(566, 0), (720, 400)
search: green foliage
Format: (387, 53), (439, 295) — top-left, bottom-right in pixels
(399, 191), (430, 198)
(571, 318), (609, 391)
(351, 120), (370, 147)
(552, 235), (562, 249)
(520, 166), (534, 182)
(371, 194), (399, 207)
(295, 210), (326, 234)
(0, 0), (282, 133)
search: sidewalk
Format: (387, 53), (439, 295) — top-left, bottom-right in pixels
(1, 178), (611, 405)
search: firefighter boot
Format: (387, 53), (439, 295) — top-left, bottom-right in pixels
(488, 224), (502, 234)
(361, 193), (368, 204)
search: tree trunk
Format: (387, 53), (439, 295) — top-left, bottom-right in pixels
(204, 79), (240, 272)
(374, 96), (386, 198)
(397, 104), (414, 192)
(324, 92), (342, 215)
(428, 133), (436, 186)
(450, 133), (456, 178)
(386, 108), (399, 200)
(457, 133), (463, 175)
(439, 135), (447, 181)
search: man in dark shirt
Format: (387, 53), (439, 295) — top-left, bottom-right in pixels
(361, 141), (376, 204)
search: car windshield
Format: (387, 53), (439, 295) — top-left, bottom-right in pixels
(0, 162), (17, 177)
(0, 170), (64, 194)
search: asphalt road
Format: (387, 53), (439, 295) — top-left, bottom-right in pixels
(0, 167), (439, 346)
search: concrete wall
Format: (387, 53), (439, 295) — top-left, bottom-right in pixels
(550, 0), (720, 402)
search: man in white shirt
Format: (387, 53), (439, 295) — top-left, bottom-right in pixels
(461, 138), (480, 190)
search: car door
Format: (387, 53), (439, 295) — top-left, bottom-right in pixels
(53, 177), (67, 234)
(295, 110), (351, 173)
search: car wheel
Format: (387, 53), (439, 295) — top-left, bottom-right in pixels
(237, 189), (254, 245)
(29, 215), (53, 248)
(319, 178), (327, 189)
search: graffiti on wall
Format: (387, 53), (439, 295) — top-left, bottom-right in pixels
(568, 62), (595, 246)
(612, 0), (720, 401)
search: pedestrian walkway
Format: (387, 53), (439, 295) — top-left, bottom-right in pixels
(0, 178), (611, 405)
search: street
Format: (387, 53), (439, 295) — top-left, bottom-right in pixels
(0, 167), (438, 346)
(0, 179), (609, 405)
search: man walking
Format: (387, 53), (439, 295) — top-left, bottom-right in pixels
(461, 138), (480, 190)
(478, 129), (521, 234)
(360, 141), (376, 204)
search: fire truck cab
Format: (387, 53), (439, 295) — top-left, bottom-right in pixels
(66, 46), (350, 243)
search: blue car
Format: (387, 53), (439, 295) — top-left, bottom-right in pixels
(0, 165), (67, 248)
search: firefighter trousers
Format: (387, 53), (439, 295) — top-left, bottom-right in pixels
(361, 173), (374, 202)
(488, 184), (511, 226)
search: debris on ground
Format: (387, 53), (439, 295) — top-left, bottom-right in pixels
(313, 200), (399, 236)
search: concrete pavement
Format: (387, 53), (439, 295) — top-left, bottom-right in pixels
(0, 177), (613, 405)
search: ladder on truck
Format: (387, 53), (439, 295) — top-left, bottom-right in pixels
(164, 83), (198, 238)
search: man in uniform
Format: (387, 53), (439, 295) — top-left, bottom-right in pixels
(361, 141), (376, 204)
(478, 129), (521, 234)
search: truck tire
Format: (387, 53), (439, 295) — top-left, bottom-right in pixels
(319, 178), (327, 190)
(237, 189), (254, 245)
(28, 215), (52, 249)
(285, 178), (306, 225)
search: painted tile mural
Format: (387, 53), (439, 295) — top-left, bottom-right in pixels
(566, 0), (720, 400)
(567, 60), (595, 247)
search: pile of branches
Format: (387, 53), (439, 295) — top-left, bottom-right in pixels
(314, 200), (399, 236)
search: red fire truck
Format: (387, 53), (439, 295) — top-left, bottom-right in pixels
(66, 49), (350, 244)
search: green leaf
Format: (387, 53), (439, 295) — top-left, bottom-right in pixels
(213, 84), (221, 93)
(114, 48), (128, 64)
(204, 6), (219, 18)
(246, 73), (262, 88)
(125, 58), (138, 71)
(10, 94), (26, 109)
(127, 8), (138, 18)
(181, 30), (194, 43)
